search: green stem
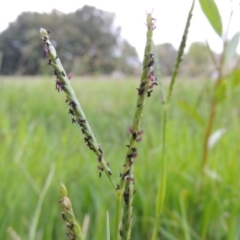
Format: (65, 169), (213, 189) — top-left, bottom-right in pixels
(151, 2), (195, 239)
(113, 190), (122, 240)
(180, 190), (191, 240)
(200, 71), (224, 177)
(29, 164), (55, 240)
(40, 28), (114, 188)
(200, 17), (227, 175)
(151, 106), (167, 240)
(106, 211), (110, 240)
(167, 0), (195, 103)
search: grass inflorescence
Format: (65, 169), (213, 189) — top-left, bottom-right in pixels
(117, 12), (158, 240)
(40, 11), (159, 240)
(40, 28), (114, 187)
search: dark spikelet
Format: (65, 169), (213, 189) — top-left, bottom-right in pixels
(59, 184), (83, 240)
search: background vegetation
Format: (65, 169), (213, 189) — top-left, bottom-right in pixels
(0, 4), (238, 78)
(0, 5), (140, 76)
(1, 78), (240, 239)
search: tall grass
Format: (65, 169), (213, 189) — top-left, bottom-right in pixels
(1, 77), (240, 240)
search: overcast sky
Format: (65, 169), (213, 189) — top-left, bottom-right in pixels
(0, 0), (240, 57)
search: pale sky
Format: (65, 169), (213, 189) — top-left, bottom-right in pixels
(0, 0), (240, 58)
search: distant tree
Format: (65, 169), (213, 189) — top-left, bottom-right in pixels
(0, 6), (140, 75)
(115, 39), (141, 75)
(0, 11), (64, 75)
(180, 42), (213, 77)
(155, 43), (177, 76)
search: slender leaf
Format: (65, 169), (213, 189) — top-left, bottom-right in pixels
(178, 100), (205, 126)
(106, 211), (110, 240)
(206, 39), (217, 68)
(180, 190), (191, 240)
(214, 80), (227, 103)
(199, 0), (222, 37)
(230, 68), (240, 88)
(225, 32), (240, 65)
(221, 69), (240, 101)
(29, 164), (55, 240)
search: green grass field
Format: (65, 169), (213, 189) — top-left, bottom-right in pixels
(1, 77), (240, 240)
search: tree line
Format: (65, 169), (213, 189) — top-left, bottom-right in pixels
(0, 5), (237, 77)
(0, 5), (140, 76)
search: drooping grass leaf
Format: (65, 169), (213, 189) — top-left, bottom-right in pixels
(180, 190), (191, 240)
(178, 100), (205, 126)
(206, 40), (218, 68)
(214, 80), (227, 103)
(199, 0), (222, 37)
(225, 32), (240, 65)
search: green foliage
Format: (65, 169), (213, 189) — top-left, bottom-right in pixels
(198, 0), (240, 175)
(214, 80), (227, 103)
(199, 0), (222, 37)
(1, 78), (240, 240)
(0, 6), (140, 75)
(221, 68), (240, 103)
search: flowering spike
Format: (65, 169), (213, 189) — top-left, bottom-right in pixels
(39, 28), (115, 188)
(117, 12), (157, 240)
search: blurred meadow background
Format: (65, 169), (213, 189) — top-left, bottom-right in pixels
(1, 1), (240, 240)
(1, 77), (240, 240)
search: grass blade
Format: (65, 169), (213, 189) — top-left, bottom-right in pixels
(180, 190), (191, 240)
(225, 31), (240, 65)
(29, 164), (55, 240)
(199, 0), (222, 37)
(106, 211), (110, 240)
